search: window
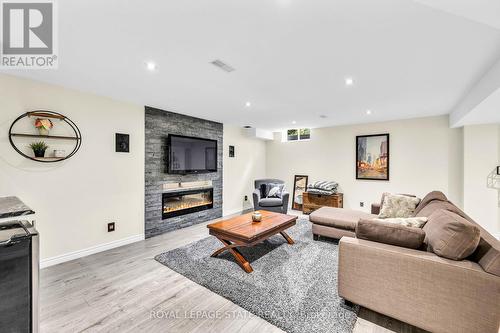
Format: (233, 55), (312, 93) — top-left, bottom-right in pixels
(299, 128), (310, 140)
(285, 128), (311, 142)
(287, 129), (298, 141)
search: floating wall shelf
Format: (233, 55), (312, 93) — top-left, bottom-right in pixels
(8, 110), (82, 163)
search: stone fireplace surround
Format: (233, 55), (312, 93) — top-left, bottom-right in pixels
(145, 106), (223, 238)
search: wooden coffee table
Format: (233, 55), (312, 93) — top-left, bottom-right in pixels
(207, 210), (297, 273)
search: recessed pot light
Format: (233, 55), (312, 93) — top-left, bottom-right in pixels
(292, 120), (297, 124)
(319, 115), (327, 119)
(145, 61), (157, 71)
(366, 109), (372, 115)
(345, 77), (354, 86)
(245, 101), (251, 107)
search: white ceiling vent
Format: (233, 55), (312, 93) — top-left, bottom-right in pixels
(210, 59), (235, 72)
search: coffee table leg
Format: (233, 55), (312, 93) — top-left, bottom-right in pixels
(211, 238), (253, 273)
(280, 231), (295, 244)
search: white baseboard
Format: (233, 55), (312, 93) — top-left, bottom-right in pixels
(40, 234), (145, 269)
(223, 207), (253, 217)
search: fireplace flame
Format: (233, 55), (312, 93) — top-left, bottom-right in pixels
(163, 199), (213, 213)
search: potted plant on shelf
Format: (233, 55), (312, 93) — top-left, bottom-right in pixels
(34, 118), (53, 135)
(29, 141), (49, 158)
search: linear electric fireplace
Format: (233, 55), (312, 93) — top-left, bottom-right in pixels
(162, 188), (214, 219)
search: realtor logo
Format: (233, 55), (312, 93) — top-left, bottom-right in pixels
(1, 0), (58, 68)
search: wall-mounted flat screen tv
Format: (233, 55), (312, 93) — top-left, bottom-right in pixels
(167, 134), (217, 174)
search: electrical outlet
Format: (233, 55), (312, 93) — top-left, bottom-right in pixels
(360, 202), (364, 207)
(244, 195), (248, 201)
(107, 222), (115, 232)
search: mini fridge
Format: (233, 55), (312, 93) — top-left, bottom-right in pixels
(0, 220), (39, 333)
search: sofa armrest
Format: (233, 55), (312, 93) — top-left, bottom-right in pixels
(338, 237), (500, 333)
(281, 191), (290, 211)
(252, 189), (261, 210)
(371, 203), (380, 214)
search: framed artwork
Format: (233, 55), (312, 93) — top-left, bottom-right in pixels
(229, 145), (235, 157)
(356, 134), (389, 181)
(292, 175), (309, 210)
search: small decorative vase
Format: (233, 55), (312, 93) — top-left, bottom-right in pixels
(34, 150), (46, 158)
(252, 211), (262, 222)
(38, 128), (49, 136)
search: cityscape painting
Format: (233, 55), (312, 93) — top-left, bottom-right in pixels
(356, 134), (389, 180)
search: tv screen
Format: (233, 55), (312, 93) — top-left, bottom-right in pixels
(167, 135), (217, 174)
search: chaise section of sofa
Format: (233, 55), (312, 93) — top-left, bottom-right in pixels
(309, 207), (376, 240)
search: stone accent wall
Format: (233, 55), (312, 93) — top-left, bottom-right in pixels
(145, 106), (223, 238)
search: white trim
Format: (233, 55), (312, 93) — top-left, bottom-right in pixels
(40, 234), (145, 269)
(223, 207), (254, 217)
(494, 233), (500, 240)
(223, 208), (246, 217)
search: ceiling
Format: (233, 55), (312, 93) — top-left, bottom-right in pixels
(3, 0), (500, 131)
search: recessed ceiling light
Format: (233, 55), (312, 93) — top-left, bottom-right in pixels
(366, 109), (372, 115)
(319, 115), (328, 119)
(145, 61), (157, 71)
(345, 77), (354, 86)
(245, 101), (251, 107)
(292, 120), (297, 124)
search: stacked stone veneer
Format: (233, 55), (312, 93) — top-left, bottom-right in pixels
(145, 106), (223, 238)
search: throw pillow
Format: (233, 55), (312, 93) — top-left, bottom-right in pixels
(259, 183), (267, 198)
(267, 184), (285, 198)
(378, 194), (421, 218)
(423, 209), (481, 260)
(372, 217), (428, 228)
(356, 219), (426, 249)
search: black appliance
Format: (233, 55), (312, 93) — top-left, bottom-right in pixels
(167, 134), (217, 174)
(0, 220), (39, 333)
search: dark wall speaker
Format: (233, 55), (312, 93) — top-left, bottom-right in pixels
(116, 133), (130, 153)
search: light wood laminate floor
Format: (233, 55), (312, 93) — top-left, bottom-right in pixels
(40, 212), (427, 333)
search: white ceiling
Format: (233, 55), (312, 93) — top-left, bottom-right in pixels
(3, 0), (500, 131)
(414, 0), (500, 30)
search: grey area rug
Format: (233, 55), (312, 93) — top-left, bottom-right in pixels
(155, 218), (358, 333)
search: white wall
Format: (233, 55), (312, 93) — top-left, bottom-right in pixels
(223, 125), (267, 216)
(463, 124), (500, 237)
(266, 116), (463, 213)
(0, 74), (145, 263)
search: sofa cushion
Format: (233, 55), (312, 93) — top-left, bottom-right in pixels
(413, 190), (448, 216)
(372, 216), (428, 228)
(424, 209), (481, 260)
(472, 236), (500, 277)
(356, 219), (426, 249)
(267, 184), (285, 198)
(259, 183), (267, 198)
(309, 207), (376, 230)
(379, 194), (421, 218)
(415, 191), (500, 276)
(415, 200), (463, 219)
(380, 192), (416, 207)
(258, 197), (283, 207)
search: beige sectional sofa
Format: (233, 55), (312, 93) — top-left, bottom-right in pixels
(311, 191), (500, 333)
